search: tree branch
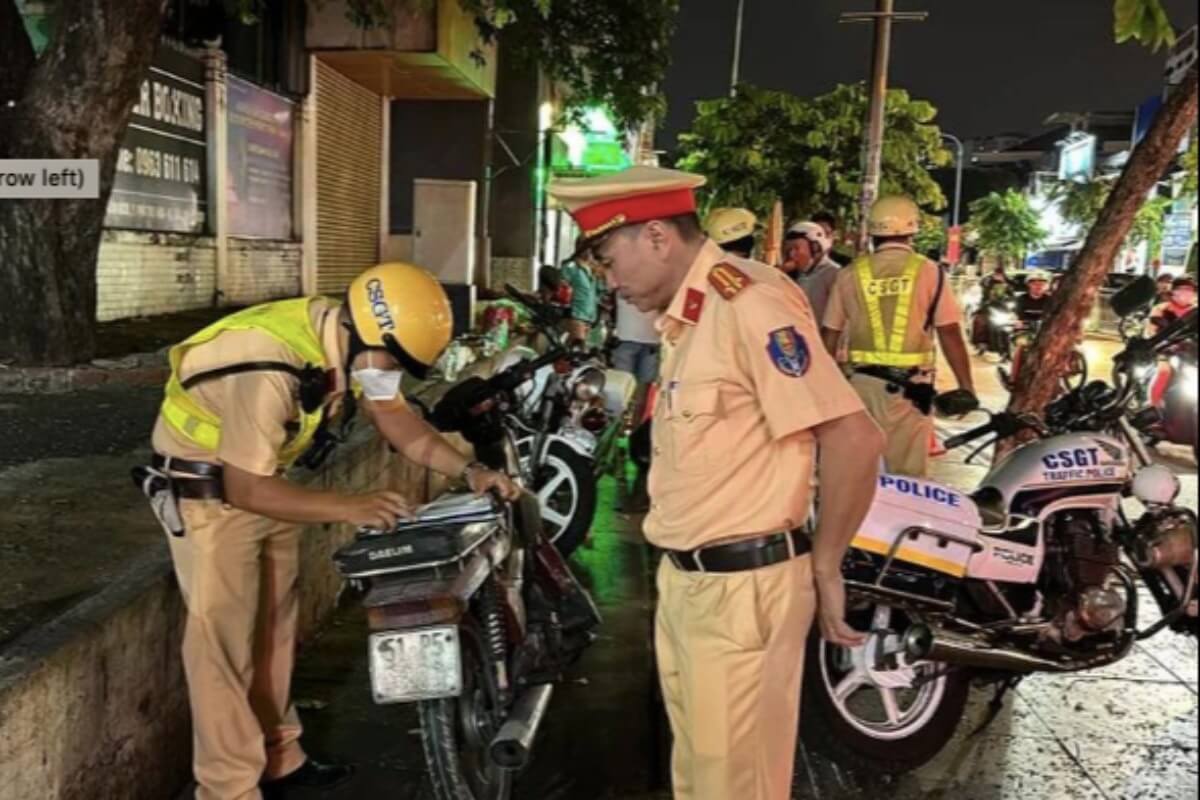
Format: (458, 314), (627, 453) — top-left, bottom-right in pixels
(1007, 65), (1198, 434)
(0, 0), (36, 106)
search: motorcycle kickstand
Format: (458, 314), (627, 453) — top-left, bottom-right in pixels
(969, 675), (1024, 739)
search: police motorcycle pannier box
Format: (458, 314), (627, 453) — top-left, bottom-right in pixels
(852, 474), (982, 579)
(334, 493), (502, 579)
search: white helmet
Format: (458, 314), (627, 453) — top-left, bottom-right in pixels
(868, 196), (921, 237)
(786, 221), (832, 256)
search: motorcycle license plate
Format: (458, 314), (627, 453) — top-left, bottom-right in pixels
(368, 626), (462, 704)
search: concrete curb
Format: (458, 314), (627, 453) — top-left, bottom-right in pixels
(0, 354), (168, 395)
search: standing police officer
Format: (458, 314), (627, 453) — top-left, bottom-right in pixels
(703, 206), (758, 258)
(550, 166), (884, 800)
(821, 196), (976, 477)
(145, 262), (520, 800)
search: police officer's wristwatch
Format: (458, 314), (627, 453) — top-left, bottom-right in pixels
(460, 461), (488, 486)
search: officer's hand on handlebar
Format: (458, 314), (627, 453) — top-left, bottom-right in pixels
(343, 490), (417, 529)
(466, 467), (523, 503)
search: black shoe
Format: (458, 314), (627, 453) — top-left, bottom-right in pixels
(263, 759), (355, 791)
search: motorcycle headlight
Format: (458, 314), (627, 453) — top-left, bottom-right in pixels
(1132, 465), (1182, 507)
(990, 310), (1015, 326)
(572, 367), (605, 402)
(1182, 365), (1198, 399)
(1133, 362), (1157, 382)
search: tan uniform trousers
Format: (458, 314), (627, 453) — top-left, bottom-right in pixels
(655, 554), (816, 800)
(169, 500), (307, 800)
(849, 373), (931, 477)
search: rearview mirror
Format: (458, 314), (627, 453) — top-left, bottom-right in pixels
(1110, 275), (1158, 318)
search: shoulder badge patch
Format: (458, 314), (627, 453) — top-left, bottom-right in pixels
(683, 288), (705, 323)
(766, 326), (811, 378)
(708, 263), (752, 300)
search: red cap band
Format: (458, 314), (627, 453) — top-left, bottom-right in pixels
(571, 188), (699, 239)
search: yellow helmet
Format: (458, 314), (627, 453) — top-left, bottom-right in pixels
(868, 195), (921, 237)
(346, 262), (453, 378)
(704, 207), (758, 245)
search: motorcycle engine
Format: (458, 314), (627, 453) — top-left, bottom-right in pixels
(1041, 513), (1128, 644)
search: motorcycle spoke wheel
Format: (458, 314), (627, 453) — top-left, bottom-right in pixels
(419, 643), (513, 800)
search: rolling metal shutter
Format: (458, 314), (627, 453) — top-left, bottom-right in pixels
(315, 60), (381, 295)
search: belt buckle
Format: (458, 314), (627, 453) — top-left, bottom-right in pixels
(669, 548), (706, 573)
(783, 531), (797, 560)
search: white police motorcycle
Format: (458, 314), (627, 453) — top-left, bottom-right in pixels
(800, 278), (1197, 774)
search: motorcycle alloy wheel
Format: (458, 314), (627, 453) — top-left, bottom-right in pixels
(801, 604), (970, 774)
(535, 442), (598, 559)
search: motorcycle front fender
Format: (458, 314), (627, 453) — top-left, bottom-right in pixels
(541, 428), (598, 460)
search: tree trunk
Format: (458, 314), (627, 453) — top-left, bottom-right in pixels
(0, 0), (168, 366)
(1003, 65), (1199, 455)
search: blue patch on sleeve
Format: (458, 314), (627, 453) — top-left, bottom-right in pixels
(766, 327), (810, 377)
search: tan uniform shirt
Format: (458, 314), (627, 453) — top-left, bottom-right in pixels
(823, 243), (962, 363)
(644, 241), (864, 551)
(151, 298), (354, 477)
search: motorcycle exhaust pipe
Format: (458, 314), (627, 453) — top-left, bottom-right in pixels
(489, 683), (554, 769)
(903, 624), (1073, 673)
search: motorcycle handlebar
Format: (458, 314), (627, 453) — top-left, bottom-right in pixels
(943, 413), (1032, 450)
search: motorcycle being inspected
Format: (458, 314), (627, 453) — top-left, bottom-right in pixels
(800, 278), (1197, 774)
(332, 349), (603, 800)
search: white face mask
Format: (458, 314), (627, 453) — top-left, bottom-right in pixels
(351, 352), (403, 401)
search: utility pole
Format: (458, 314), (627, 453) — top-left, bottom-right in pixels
(841, 1), (927, 253)
(941, 132), (964, 228)
(730, 0), (747, 96)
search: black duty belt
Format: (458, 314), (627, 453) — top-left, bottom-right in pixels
(851, 365), (937, 416)
(851, 365), (928, 385)
(152, 454), (225, 500)
(666, 528), (812, 574)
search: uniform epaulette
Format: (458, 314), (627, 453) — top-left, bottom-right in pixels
(708, 263), (752, 300)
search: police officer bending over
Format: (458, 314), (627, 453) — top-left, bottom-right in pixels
(551, 166), (885, 800)
(140, 262), (520, 800)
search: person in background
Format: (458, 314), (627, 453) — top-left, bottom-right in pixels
(813, 211), (850, 266)
(703, 207), (758, 258)
(538, 264), (567, 306)
(822, 195), (976, 478)
(1149, 275), (1197, 336)
(1015, 270), (1053, 328)
(781, 221), (839, 327)
(611, 295), (661, 512)
(1155, 272), (1176, 305)
(561, 258), (600, 344)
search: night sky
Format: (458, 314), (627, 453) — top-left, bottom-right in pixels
(662, 0), (1199, 150)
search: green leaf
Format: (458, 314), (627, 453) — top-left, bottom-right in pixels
(1114, 0), (1176, 51)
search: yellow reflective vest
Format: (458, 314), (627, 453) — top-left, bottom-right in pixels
(159, 298), (329, 468)
(848, 253), (936, 369)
